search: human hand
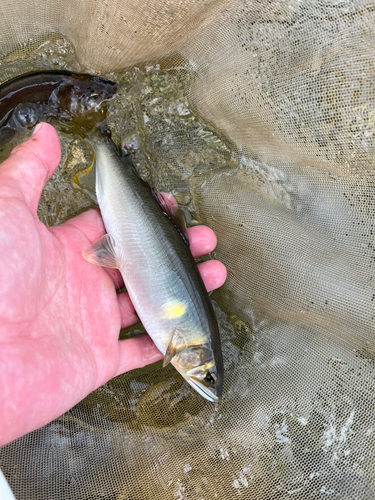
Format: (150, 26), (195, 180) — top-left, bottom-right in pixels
(0, 123), (227, 446)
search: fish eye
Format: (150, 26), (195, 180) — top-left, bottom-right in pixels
(15, 104), (38, 128)
(204, 371), (217, 384)
(90, 92), (100, 100)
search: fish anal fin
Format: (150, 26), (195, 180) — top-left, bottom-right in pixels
(82, 234), (121, 269)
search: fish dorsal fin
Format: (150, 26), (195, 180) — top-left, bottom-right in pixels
(151, 190), (189, 247)
(82, 234), (122, 269)
(94, 126), (190, 247)
(118, 146), (189, 246)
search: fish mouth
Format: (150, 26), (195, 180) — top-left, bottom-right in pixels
(188, 378), (219, 403)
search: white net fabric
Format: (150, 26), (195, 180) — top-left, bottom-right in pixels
(0, 0), (375, 499)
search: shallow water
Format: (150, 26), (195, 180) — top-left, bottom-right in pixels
(0, 34), (247, 421)
(1, 35), (375, 500)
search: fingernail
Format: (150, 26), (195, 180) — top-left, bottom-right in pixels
(32, 123), (43, 136)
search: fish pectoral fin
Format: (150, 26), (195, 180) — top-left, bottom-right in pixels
(163, 342), (177, 368)
(82, 234), (122, 269)
(163, 331), (179, 368)
(163, 329), (188, 367)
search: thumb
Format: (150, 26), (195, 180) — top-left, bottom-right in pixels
(0, 122), (61, 214)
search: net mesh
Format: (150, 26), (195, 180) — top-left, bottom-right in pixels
(1, 0), (375, 499)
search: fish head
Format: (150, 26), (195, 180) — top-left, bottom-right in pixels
(55, 75), (119, 117)
(170, 343), (223, 402)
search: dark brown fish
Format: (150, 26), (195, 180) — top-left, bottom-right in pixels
(0, 70), (118, 146)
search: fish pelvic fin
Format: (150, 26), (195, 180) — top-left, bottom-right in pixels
(82, 234), (122, 269)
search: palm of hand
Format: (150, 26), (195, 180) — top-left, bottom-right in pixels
(0, 123), (226, 444)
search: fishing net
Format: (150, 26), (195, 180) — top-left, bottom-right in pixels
(1, 0), (375, 498)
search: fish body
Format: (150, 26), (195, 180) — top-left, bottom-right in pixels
(0, 71), (118, 146)
(83, 132), (223, 402)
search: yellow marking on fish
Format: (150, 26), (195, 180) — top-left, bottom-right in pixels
(73, 154), (95, 187)
(161, 301), (187, 319)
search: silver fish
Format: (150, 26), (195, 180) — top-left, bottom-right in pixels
(83, 129), (223, 402)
